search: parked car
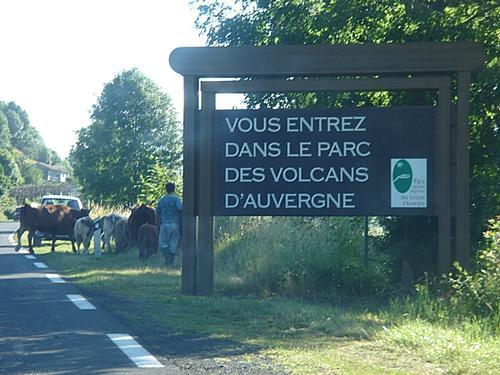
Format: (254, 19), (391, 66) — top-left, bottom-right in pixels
(33, 194), (85, 246)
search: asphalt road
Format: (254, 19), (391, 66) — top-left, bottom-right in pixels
(0, 221), (179, 374)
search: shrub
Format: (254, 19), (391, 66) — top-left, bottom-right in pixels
(395, 217), (500, 331)
(0, 194), (16, 220)
(446, 216), (499, 319)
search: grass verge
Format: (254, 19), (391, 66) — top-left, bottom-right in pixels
(33, 240), (499, 375)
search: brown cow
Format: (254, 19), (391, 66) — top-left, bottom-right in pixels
(127, 204), (155, 245)
(137, 223), (158, 260)
(16, 204), (90, 254)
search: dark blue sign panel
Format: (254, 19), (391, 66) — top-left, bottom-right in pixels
(212, 106), (435, 216)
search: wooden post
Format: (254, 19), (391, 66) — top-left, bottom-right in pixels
(197, 90), (215, 295)
(93, 219), (101, 258)
(181, 76), (198, 295)
(455, 71), (471, 267)
(438, 83), (452, 274)
(365, 216), (370, 267)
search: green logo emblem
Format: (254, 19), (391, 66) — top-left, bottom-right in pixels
(392, 159), (413, 193)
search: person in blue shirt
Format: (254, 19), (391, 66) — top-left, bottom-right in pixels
(156, 182), (182, 265)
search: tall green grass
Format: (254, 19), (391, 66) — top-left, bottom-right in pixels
(215, 216), (390, 296)
(376, 318), (499, 374)
(85, 201), (130, 218)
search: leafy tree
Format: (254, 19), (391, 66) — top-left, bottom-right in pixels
(48, 149), (62, 165)
(193, 0), (499, 274)
(6, 101), (30, 127)
(16, 156), (43, 185)
(0, 112), (10, 148)
(35, 145), (61, 165)
(0, 100), (61, 165)
(0, 148), (23, 195)
(70, 68), (182, 205)
(137, 162), (182, 206)
(4, 109), (23, 141)
(20, 164), (43, 185)
(0, 99), (68, 208)
(0, 99), (65, 220)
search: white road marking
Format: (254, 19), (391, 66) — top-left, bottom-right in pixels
(34, 262), (48, 269)
(25, 255), (36, 260)
(17, 249), (30, 254)
(66, 294), (96, 310)
(45, 273), (65, 283)
(107, 334), (164, 368)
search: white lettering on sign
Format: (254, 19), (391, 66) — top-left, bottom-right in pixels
(286, 142), (312, 157)
(225, 193), (356, 209)
(285, 116), (366, 132)
(268, 167), (369, 183)
(317, 141), (371, 157)
(224, 141), (371, 158)
(223, 167), (369, 184)
(225, 117), (281, 133)
(225, 142), (281, 158)
(225, 167), (265, 183)
(220, 114), (374, 212)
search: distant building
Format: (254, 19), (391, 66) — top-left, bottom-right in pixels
(36, 162), (69, 182)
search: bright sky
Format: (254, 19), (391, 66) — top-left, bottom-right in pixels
(0, 0), (215, 158)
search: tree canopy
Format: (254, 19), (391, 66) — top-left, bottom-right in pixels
(0, 101), (60, 166)
(70, 68), (182, 205)
(0, 100), (61, 198)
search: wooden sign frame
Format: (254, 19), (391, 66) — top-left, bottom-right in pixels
(169, 42), (484, 295)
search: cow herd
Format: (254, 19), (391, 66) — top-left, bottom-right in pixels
(16, 203), (163, 261)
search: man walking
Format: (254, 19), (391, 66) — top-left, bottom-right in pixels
(156, 182), (182, 265)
